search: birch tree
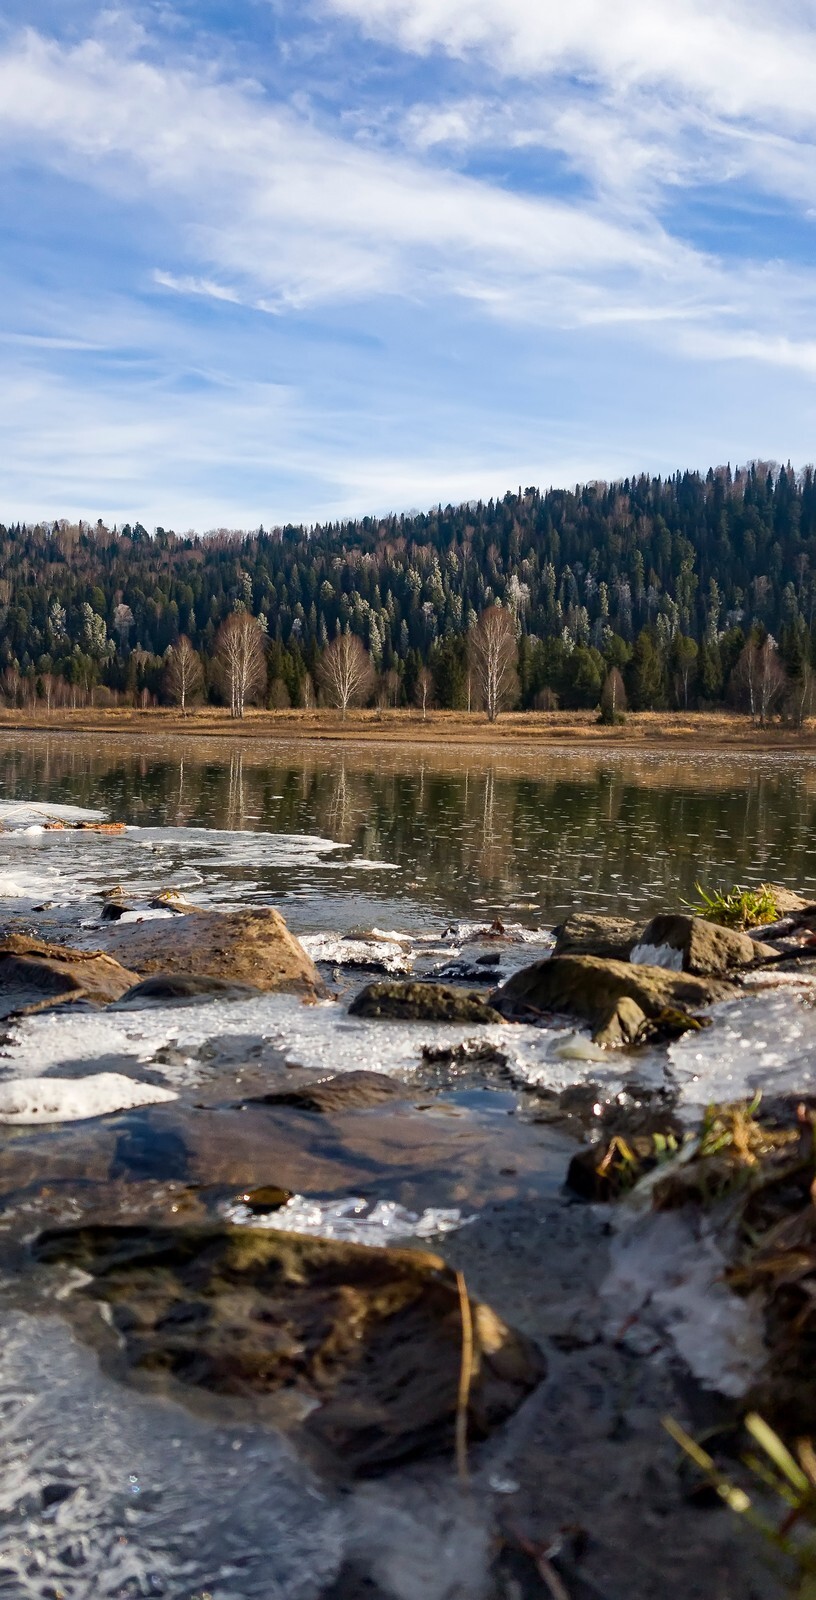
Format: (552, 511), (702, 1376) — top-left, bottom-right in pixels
(468, 605), (519, 722)
(317, 630), (375, 719)
(214, 612), (266, 719)
(164, 635), (204, 715)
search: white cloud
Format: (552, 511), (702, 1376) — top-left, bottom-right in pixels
(0, 25), (710, 331)
(323, 0), (816, 132)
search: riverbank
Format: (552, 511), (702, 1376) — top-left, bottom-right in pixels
(1, 705), (815, 748)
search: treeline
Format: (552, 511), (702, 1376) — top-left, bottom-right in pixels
(2, 461), (816, 714)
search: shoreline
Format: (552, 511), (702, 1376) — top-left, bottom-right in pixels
(1, 706), (816, 751)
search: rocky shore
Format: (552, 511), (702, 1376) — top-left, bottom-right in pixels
(1, 850), (816, 1598)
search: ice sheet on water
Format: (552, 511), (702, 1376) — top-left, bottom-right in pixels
(224, 1193), (470, 1247)
(0, 800), (106, 831)
(0, 1072), (178, 1124)
(0, 1311), (343, 1599)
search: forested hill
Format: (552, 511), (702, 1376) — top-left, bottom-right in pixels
(2, 462), (815, 710)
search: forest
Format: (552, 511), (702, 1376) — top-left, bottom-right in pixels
(1, 461), (815, 716)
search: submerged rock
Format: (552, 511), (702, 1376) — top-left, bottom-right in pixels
(490, 954), (735, 1044)
(553, 911), (642, 962)
(0, 934), (139, 1017)
(349, 981), (503, 1024)
(251, 1070), (402, 1114)
(32, 1222), (545, 1473)
(632, 913), (775, 977)
(104, 909), (325, 999)
(114, 973), (263, 1008)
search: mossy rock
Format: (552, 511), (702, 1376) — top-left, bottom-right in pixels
(33, 1222), (544, 1473)
(349, 981), (502, 1024)
(490, 954), (735, 1043)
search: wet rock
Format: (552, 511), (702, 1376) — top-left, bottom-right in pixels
(0, 934), (139, 1018)
(101, 888), (203, 921)
(114, 974), (263, 1008)
(349, 981), (503, 1024)
(553, 912), (642, 962)
(252, 1071), (402, 1114)
(233, 1185), (291, 1214)
(103, 909), (325, 999)
(490, 954), (735, 1043)
(632, 913), (775, 977)
(32, 1222), (545, 1473)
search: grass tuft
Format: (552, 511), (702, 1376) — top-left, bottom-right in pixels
(683, 881), (778, 930)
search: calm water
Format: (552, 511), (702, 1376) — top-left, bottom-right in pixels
(0, 732), (815, 926)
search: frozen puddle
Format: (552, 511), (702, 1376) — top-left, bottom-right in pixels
(224, 1194), (470, 1246)
(0, 1311), (343, 1600)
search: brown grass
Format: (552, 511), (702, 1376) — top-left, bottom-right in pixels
(0, 705), (814, 750)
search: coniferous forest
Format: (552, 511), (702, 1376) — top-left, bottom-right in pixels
(3, 462), (816, 716)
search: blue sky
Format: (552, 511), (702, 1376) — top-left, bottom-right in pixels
(3, 0), (816, 529)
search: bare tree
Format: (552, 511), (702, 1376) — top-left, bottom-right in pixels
(599, 667), (627, 724)
(214, 611), (267, 719)
(414, 665), (434, 721)
(164, 635), (203, 716)
(317, 630), (375, 719)
(299, 672), (316, 710)
(468, 605), (519, 723)
(787, 660), (815, 729)
(733, 636), (788, 726)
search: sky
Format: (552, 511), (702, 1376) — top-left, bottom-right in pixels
(3, 1), (816, 530)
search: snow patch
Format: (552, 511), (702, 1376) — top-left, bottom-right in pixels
(0, 1072), (177, 1124)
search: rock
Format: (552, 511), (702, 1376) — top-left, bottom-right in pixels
(103, 909), (325, 999)
(114, 974), (263, 1008)
(490, 954), (735, 1043)
(553, 912), (642, 961)
(33, 1222), (545, 1473)
(763, 885), (812, 916)
(348, 981), (503, 1024)
(232, 1185), (291, 1214)
(101, 888), (203, 922)
(0, 934), (139, 1018)
(252, 1071), (402, 1114)
(632, 913), (775, 976)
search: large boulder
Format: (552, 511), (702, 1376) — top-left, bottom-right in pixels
(0, 934), (139, 1017)
(348, 981), (502, 1024)
(104, 909), (324, 999)
(632, 913), (776, 977)
(490, 953), (736, 1044)
(553, 912), (642, 961)
(33, 1222), (545, 1473)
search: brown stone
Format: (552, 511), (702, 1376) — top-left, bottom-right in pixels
(553, 912), (642, 961)
(0, 934), (139, 1017)
(104, 908), (324, 999)
(635, 913), (775, 976)
(33, 1222), (545, 1473)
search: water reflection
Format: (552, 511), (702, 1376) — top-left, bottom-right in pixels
(1, 733), (816, 923)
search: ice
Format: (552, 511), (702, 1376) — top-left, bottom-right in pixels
(224, 1194), (470, 1246)
(0, 801), (107, 831)
(0, 1072), (178, 1124)
(301, 932), (414, 974)
(630, 941), (684, 971)
(0, 1311), (344, 1599)
(668, 988), (816, 1107)
(601, 1206), (767, 1397)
